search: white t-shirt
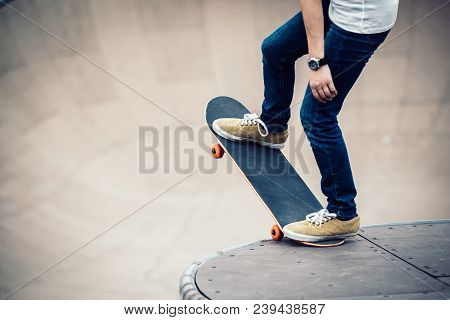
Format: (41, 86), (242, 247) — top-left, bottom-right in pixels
(329, 0), (399, 34)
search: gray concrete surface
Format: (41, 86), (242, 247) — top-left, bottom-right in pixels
(0, 0), (449, 299)
(192, 222), (450, 299)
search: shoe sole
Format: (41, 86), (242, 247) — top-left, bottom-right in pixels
(212, 120), (286, 150)
(282, 227), (359, 242)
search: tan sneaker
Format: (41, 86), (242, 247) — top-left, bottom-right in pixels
(212, 113), (288, 149)
(283, 209), (360, 242)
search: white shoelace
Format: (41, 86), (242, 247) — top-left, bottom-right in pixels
(239, 113), (269, 137)
(306, 209), (337, 226)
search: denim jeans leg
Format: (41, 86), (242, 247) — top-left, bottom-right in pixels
(260, 0), (331, 133)
(300, 24), (390, 220)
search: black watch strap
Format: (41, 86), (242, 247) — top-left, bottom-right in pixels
(319, 57), (328, 67)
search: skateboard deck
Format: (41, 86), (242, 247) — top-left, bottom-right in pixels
(206, 96), (344, 247)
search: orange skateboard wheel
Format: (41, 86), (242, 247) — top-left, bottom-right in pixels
(271, 224), (283, 241)
(210, 143), (224, 159)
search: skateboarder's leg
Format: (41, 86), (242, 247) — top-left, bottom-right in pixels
(260, 1), (331, 133)
(211, 1), (331, 149)
(283, 25), (390, 242)
(300, 24), (390, 221)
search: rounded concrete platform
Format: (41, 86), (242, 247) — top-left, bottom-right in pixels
(180, 220), (450, 300)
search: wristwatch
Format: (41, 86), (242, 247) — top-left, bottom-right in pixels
(307, 57), (328, 71)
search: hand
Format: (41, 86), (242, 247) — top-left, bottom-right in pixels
(308, 65), (337, 103)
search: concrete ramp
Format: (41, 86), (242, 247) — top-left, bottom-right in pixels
(180, 221), (450, 300)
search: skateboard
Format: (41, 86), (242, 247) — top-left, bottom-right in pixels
(206, 96), (345, 247)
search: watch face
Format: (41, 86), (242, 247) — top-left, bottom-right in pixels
(308, 59), (319, 71)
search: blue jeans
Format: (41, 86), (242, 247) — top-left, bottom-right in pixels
(260, 1), (389, 220)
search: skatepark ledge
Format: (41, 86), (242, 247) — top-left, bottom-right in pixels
(179, 220), (450, 300)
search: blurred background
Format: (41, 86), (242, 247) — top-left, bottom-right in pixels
(0, 0), (449, 299)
